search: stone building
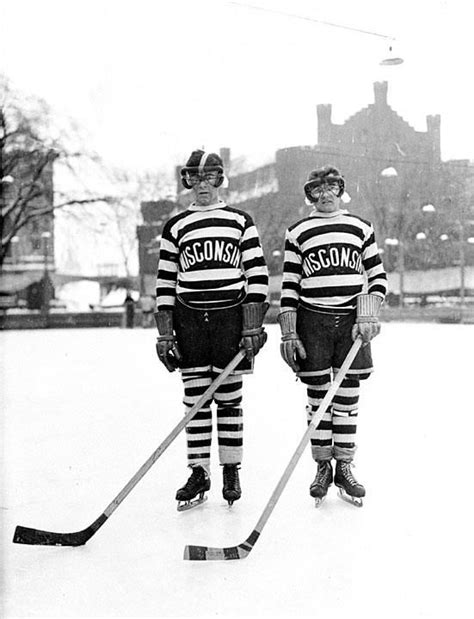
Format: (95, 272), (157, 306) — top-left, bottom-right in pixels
(1, 153), (55, 308)
(225, 81), (473, 275)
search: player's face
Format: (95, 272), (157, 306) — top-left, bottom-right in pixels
(190, 172), (220, 206)
(310, 182), (341, 213)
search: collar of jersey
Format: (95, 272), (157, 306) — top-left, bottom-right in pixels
(189, 200), (227, 212)
(310, 208), (348, 219)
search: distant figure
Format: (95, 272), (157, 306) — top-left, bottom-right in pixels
(139, 294), (155, 328)
(124, 291), (135, 328)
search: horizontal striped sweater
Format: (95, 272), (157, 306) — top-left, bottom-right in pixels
(156, 201), (268, 311)
(280, 209), (387, 313)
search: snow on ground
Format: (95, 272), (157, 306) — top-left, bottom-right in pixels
(1, 323), (473, 618)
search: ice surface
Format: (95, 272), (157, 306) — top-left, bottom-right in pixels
(1, 323), (473, 618)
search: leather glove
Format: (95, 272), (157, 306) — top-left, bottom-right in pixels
(240, 302), (269, 360)
(154, 310), (182, 372)
(278, 310), (306, 372)
(155, 337), (182, 372)
(351, 294), (383, 344)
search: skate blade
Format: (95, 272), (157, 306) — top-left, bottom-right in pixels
(313, 496), (326, 508)
(225, 498), (241, 507)
(223, 493), (241, 507)
(177, 495), (208, 512)
(337, 488), (363, 508)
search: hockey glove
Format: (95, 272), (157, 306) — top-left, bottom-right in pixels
(154, 310), (182, 372)
(351, 294), (383, 344)
(240, 302), (269, 360)
(278, 309), (306, 372)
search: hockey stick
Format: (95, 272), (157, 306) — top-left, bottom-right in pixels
(13, 349), (246, 546)
(184, 337), (363, 561)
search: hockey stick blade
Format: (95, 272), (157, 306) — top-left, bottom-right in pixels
(13, 350), (246, 547)
(184, 339), (362, 561)
(184, 530), (260, 561)
(13, 515), (107, 546)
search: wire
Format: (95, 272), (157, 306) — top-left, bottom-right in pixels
(229, 1), (395, 40)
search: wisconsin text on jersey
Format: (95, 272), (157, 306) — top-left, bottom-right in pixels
(281, 210), (386, 311)
(156, 201), (267, 310)
(179, 239), (241, 271)
(303, 246), (363, 276)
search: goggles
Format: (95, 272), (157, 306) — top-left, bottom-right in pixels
(185, 172), (220, 187)
(309, 182), (341, 198)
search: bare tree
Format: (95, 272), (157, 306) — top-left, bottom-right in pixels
(93, 167), (173, 277)
(0, 75), (110, 266)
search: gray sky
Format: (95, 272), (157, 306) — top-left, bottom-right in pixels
(1, 0), (472, 175)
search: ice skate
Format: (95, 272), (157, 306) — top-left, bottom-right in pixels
(176, 466), (210, 512)
(222, 464), (241, 506)
(334, 460), (365, 507)
(309, 460), (333, 507)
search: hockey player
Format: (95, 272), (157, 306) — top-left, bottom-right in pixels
(278, 165), (387, 507)
(155, 150), (269, 510)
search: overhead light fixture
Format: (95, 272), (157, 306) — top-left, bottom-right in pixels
(380, 56), (404, 66)
(380, 44), (404, 66)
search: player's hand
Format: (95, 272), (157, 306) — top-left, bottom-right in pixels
(240, 329), (267, 360)
(280, 336), (306, 372)
(351, 320), (381, 344)
(156, 338), (182, 372)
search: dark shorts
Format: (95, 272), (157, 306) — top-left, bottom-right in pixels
(296, 305), (373, 382)
(174, 299), (252, 375)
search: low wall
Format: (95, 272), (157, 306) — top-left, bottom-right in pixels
(380, 305), (474, 324)
(265, 303), (474, 324)
(2, 305), (474, 330)
(0, 311), (125, 330)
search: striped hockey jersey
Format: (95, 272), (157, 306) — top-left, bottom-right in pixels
(280, 209), (387, 313)
(155, 200), (268, 311)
